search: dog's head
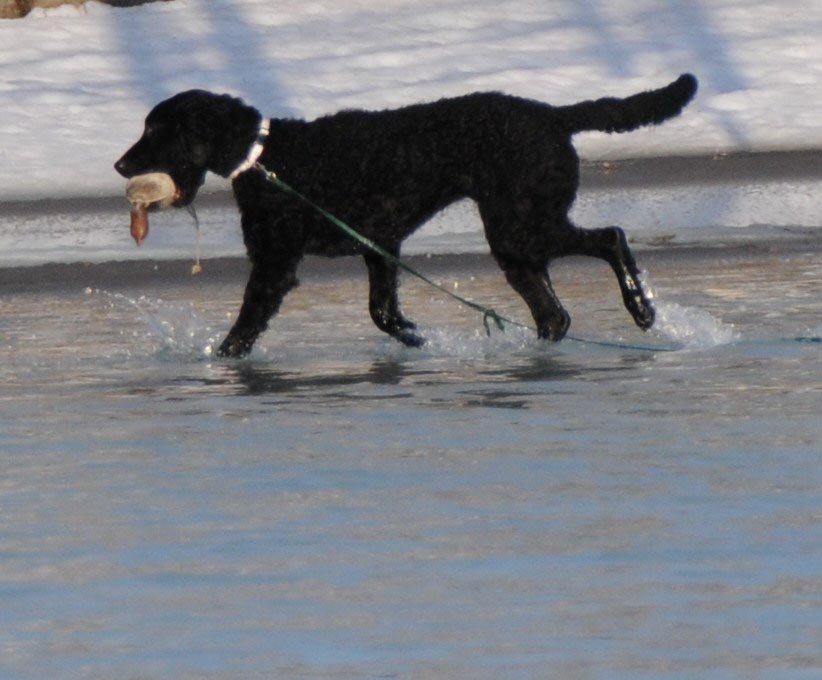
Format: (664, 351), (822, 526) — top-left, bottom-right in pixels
(114, 90), (262, 206)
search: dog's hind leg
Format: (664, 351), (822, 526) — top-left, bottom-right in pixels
(217, 258), (300, 358)
(364, 251), (425, 347)
(479, 202), (571, 341)
(560, 225), (655, 330)
(499, 261), (571, 341)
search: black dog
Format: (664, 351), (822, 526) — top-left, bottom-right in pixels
(115, 74), (697, 357)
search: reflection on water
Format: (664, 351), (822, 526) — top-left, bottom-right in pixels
(1, 247), (820, 678)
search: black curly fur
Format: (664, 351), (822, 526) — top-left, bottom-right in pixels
(115, 74), (697, 357)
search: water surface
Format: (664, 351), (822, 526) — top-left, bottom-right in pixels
(1, 246), (820, 678)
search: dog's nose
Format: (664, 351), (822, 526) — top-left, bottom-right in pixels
(114, 158), (130, 177)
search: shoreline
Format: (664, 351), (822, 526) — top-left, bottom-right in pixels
(581, 148), (822, 188)
(1, 148), (820, 291)
(2, 233), (819, 295)
(3, 148), (821, 216)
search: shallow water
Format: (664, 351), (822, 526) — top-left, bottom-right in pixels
(1, 246), (820, 679)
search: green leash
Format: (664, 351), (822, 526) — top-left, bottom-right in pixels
(253, 162), (676, 352)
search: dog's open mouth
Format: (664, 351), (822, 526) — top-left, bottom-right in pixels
(125, 172), (181, 245)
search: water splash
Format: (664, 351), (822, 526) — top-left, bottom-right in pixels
(432, 325), (537, 356)
(635, 273), (737, 349)
(88, 289), (220, 359)
(378, 323), (539, 361)
(652, 300), (738, 349)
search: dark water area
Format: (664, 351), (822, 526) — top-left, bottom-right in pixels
(1, 243), (820, 678)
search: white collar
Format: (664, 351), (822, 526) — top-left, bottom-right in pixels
(229, 117), (270, 180)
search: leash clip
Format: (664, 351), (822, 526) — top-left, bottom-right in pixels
(254, 161), (275, 179)
(482, 309), (506, 336)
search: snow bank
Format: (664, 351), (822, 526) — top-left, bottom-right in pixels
(1, 0), (821, 201)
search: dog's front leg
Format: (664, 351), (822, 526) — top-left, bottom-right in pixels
(217, 259), (299, 358)
(364, 252), (425, 347)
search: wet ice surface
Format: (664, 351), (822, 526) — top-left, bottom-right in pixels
(1, 248), (820, 678)
(1, 175), (821, 267)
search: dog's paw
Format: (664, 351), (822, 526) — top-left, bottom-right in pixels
(216, 335), (253, 358)
(537, 310), (571, 341)
(633, 301), (656, 331)
(624, 289), (655, 330)
(397, 329), (426, 348)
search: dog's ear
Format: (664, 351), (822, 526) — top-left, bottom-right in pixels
(155, 90), (262, 177)
(199, 93), (263, 177)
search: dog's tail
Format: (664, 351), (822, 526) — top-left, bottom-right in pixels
(557, 74), (697, 135)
